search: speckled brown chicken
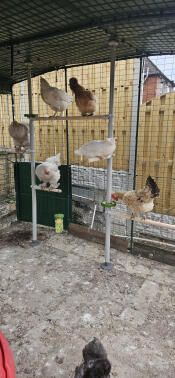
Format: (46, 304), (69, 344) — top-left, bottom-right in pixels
(112, 175), (160, 219)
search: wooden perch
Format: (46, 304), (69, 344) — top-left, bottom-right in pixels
(34, 114), (109, 121)
(33, 185), (62, 193)
(115, 211), (175, 230)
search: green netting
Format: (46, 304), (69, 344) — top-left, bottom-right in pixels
(0, 0), (175, 92)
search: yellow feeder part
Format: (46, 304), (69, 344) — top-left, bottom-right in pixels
(54, 214), (64, 233)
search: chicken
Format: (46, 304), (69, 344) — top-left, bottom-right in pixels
(9, 120), (30, 152)
(112, 175), (160, 219)
(40, 77), (73, 116)
(75, 137), (118, 163)
(69, 77), (98, 116)
(74, 337), (111, 378)
(35, 153), (61, 190)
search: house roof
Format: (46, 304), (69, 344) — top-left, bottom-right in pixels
(0, 0), (175, 93)
(144, 58), (175, 85)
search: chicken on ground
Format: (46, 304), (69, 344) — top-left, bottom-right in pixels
(74, 337), (111, 378)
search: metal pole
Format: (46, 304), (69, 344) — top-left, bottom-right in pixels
(26, 63), (39, 246)
(129, 57), (143, 253)
(10, 46), (15, 122)
(65, 67), (70, 223)
(101, 40), (118, 270)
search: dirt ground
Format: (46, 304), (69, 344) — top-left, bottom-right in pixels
(0, 221), (175, 378)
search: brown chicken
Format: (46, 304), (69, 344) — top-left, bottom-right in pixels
(112, 175), (160, 219)
(69, 77), (98, 116)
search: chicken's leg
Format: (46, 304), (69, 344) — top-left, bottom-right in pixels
(131, 213), (135, 220)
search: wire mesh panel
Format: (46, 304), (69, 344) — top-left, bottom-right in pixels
(0, 56), (175, 254)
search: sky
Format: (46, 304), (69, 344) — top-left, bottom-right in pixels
(149, 55), (175, 82)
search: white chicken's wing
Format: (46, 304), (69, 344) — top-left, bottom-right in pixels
(75, 137), (118, 162)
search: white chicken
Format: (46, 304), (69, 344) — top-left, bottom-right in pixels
(40, 77), (73, 116)
(8, 120), (30, 152)
(35, 153), (61, 190)
(75, 137), (119, 162)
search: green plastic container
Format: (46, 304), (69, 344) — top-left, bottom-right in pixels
(54, 214), (64, 233)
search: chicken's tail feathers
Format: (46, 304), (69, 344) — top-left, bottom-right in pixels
(55, 153), (61, 165)
(145, 175), (160, 198)
(74, 148), (81, 156)
(68, 94), (73, 103)
(45, 153), (61, 166)
(40, 77), (50, 89)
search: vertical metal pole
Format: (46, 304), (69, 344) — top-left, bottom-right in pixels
(65, 67), (70, 223)
(101, 40), (118, 270)
(129, 57), (143, 253)
(27, 63), (39, 245)
(10, 45), (17, 164)
(10, 45), (15, 122)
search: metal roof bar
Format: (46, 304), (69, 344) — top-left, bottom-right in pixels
(1, 8), (175, 49)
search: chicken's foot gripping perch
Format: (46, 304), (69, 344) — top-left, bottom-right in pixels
(112, 175), (160, 219)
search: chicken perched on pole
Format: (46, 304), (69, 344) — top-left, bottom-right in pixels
(40, 77), (73, 117)
(69, 77), (98, 116)
(74, 337), (111, 378)
(75, 137), (119, 163)
(112, 175), (160, 219)
(9, 120), (30, 152)
(35, 153), (61, 190)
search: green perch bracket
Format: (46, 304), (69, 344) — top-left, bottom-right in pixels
(24, 114), (38, 119)
(101, 200), (116, 208)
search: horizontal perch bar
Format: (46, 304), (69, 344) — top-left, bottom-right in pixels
(73, 193), (94, 201)
(33, 185), (62, 193)
(115, 211), (175, 230)
(34, 114), (109, 121)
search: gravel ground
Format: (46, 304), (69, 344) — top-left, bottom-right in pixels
(0, 221), (175, 378)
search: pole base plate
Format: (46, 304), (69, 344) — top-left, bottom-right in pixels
(29, 240), (40, 247)
(101, 262), (113, 270)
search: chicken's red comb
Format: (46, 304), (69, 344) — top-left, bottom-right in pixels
(111, 193), (118, 201)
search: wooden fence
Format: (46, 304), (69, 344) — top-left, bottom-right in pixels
(136, 92), (175, 215)
(0, 60), (175, 215)
(0, 59), (135, 172)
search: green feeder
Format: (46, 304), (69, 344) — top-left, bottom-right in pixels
(54, 214), (64, 233)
